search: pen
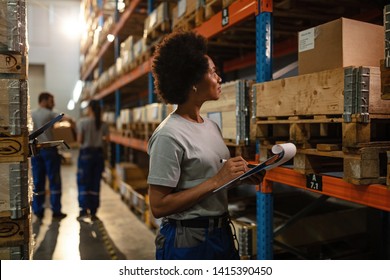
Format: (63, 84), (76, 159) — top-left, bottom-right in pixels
(220, 158), (257, 168)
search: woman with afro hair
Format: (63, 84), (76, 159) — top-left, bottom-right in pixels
(147, 30), (255, 260)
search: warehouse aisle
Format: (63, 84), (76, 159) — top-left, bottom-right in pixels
(31, 149), (156, 260)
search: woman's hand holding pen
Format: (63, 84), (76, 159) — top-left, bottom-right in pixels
(214, 156), (249, 186)
(219, 157), (265, 186)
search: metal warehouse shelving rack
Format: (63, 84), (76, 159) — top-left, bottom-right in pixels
(80, 0), (390, 259)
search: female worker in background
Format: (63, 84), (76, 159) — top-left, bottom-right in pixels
(76, 100), (109, 220)
(147, 30), (259, 260)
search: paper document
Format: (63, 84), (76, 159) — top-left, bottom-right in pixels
(213, 143), (297, 193)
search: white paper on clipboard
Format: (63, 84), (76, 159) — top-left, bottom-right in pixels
(213, 143), (297, 193)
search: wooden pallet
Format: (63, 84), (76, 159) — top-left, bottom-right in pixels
(380, 59), (390, 99)
(259, 140), (390, 185)
(173, 7), (204, 31)
(204, 0), (222, 21)
(255, 114), (390, 149)
(132, 49), (151, 70)
(145, 21), (171, 44)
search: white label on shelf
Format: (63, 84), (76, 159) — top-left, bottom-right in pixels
(298, 27), (315, 52)
(149, 10), (157, 28)
(152, 105), (159, 120)
(178, 0), (186, 18)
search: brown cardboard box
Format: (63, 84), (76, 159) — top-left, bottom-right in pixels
(298, 17), (384, 75)
(52, 121), (76, 145)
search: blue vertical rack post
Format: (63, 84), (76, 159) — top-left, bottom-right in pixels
(256, 0), (273, 260)
(148, 0), (156, 104)
(114, 0), (122, 163)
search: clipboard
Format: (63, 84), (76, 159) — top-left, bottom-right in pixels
(213, 143), (297, 193)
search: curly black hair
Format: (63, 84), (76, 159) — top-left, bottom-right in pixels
(151, 30), (209, 104)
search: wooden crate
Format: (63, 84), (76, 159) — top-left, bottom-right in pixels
(172, 0), (204, 30)
(0, 243), (31, 260)
(0, 135), (28, 163)
(0, 214), (31, 247)
(204, 0), (222, 21)
(0, 79), (28, 136)
(200, 80), (254, 145)
(0, 162), (29, 218)
(253, 66), (390, 118)
(144, 2), (175, 43)
(380, 59), (390, 99)
(0, 53), (27, 79)
(253, 67), (390, 148)
(231, 218), (257, 259)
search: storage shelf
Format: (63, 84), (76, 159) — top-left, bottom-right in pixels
(89, 0), (258, 99)
(94, 59), (151, 100)
(80, 0), (143, 80)
(109, 130), (148, 152)
(194, 0), (258, 38)
(262, 167), (390, 212)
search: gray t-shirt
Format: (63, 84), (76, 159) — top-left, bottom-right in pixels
(147, 113), (230, 220)
(77, 117), (109, 149)
(31, 107), (59, 142)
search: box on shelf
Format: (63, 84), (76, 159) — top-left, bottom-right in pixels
(144, 103), (175, 123)
(115, 162), (147, 183)
(253, 66), (390, 118)
(298, 17), (384, 75)
(143, 2), (175, 40)
(172, 0), (204, 30)
(200, 80), (254, 145)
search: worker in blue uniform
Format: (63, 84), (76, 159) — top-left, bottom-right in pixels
(76, 100), (109, 220)
(31, 92), (69, 220)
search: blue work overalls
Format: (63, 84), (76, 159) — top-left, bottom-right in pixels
(31, 147), (62, 216)
(77, 147), (104, 215)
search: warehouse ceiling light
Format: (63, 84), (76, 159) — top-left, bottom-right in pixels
(67, 99), (75, 111)
(118, 0), (126, 13)
(61, 18), (84, 40)
(107, 34), (115, 42)
(72, 80), (83, 103)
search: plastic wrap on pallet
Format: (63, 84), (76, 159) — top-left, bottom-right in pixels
(0, 0), (27, 53)
(0, 162), (29, 219)
(384, 5), (390, 67)
(0, 79), (28, 135)
(0, 244), (31, 260)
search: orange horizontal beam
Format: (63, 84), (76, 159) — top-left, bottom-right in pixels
(223, 52), (256, 72)
(81, 0), (142, 80)
(94, 59), (151, 100)
(109, 131), (148, 153)
(194, 0), (258, 39)
(264, 167), (390, 212)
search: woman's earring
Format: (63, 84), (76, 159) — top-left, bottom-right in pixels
(192, 86), (197, 92)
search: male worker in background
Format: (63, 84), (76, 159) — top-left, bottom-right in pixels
(31, 92), (73, 220)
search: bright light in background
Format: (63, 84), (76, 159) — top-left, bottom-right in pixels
(72, 80), (83, 103)
(118, 0), (126, 12)
(107, 34), (115, 42)
(67, 99), (75, 111)
(61, 18), (85, 40)
(80, 100), (89, 109)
